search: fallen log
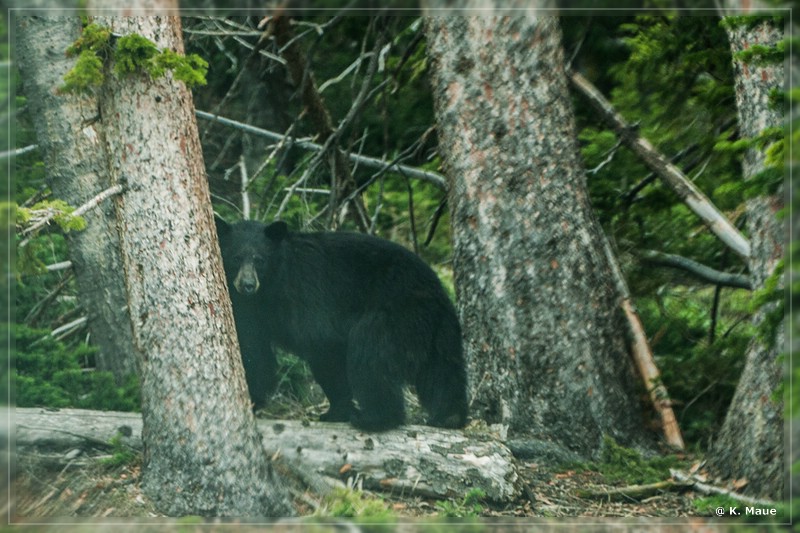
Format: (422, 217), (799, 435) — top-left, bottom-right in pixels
(6, 408), (521, 502)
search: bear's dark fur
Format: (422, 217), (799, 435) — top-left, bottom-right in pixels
(215, 218), (468, 431)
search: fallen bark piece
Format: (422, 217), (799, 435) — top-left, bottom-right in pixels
(8, 408), (521, 502)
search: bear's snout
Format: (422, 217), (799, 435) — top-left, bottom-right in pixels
(238, 279), (258, 295)
(234, 263), (260, 295)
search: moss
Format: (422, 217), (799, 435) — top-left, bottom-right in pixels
(733, 41), (785, 67)
(693, 494), (741, 515)
(567, 436), (686, 486)
(113, 33), (159, 77)
(719, 15), (784, 32)
(597, 437), (684, 485)
(435, 488), (486, 518)
(17, 199), (87, 235)
(154, 49), (209, 88)
(100, 433), (139, 468)
(60, 23), (112, 93)
(65, 22), (112, 57)
(60, 49), (105, 93)
(61, 22), (207, 95)
(315, 488), (394, 522)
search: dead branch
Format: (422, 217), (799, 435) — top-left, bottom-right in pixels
(195, 110), (447, 191)
(620, 298), (685, 450)
(239, 155), (251, 220)
(568, 69), (751, 260)
(575, 479), (694, 501)
(19, 184), (125, 247)
(24, 271), (74, 326)
(599, 230), (685, 450)
(50, 316), (88, 341)
(424, 197), (448, 247)
(641, 250), (752, 290)
(199, 17), (280, 139)
(670, 469), (778, 508)
(272, 15), (370, 230)
(0, 144), (37, 160)
(45, 261), (73, 272)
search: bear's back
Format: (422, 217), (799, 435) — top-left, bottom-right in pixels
(273, 230), (449, 311)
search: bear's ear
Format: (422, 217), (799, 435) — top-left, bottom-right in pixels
(214, 214), (231, 238)
(265, 221), (288, 241)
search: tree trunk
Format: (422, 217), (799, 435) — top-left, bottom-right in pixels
(708, 11), (785, 500)
(425, 13), (652, 456)
(90, 11), (292, 516)
(15, 16), (137, 382)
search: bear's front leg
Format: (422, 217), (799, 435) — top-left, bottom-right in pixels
(231, 303), (277, 410)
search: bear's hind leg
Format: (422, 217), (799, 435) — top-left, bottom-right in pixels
(416, 323), (468, 429)
(346, 316), (405, 431)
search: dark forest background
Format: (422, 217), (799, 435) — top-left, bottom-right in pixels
(7, 10), (791, 456)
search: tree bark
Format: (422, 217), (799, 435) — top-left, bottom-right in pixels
(425, 13), (653, 456)
(708, 10), (786, 500)
(15, 16), (137, 382)
(9, 407), (521, 503)
(90, 11), (292, 516)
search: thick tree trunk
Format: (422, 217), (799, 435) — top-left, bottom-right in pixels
(708, 12), (785, 500)
(90, 11), (292, 516)
(425, 13), (652, 456)
(9, 407), (521, 503)
(15, 16), (137, 382)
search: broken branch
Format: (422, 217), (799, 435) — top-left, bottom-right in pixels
(568, 69), (751, 260)
(642, 250), (752, 290)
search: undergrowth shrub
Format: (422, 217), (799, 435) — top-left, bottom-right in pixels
(14, 324), (139, 411)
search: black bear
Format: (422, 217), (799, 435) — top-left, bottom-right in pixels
(215, 217), (468, 431)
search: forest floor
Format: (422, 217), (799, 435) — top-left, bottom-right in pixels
(5, 394), (785, 528)
(6, 405), (739, 529)
(8, 446), (703, 521)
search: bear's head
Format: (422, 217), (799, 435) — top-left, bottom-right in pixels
(215, 217), (288, 296)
